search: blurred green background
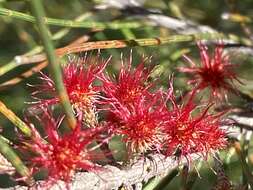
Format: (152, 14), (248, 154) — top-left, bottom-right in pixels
(1, 0), (253, 189)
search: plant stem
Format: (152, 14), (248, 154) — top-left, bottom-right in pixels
(0, 7), (143, 29)
(152, 169), (179, 190)
(0, 32), (252, 90)
(0, 100), (31, 137)
(0, 61), (18, 76)
(26, 32), (239, 63)
(56, 33), (222, 55)
(0, 135), (34, 185)
(223, 13), (252, 23)
(0, 13), (92, 77)
(234, 141), (253, 188)
(30, 0), (76, 129)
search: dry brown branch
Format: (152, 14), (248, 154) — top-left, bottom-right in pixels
(0, 153), (200, 190)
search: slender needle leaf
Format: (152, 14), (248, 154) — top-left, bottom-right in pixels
(0, 7), (143, 29)
(30, 0), (76, 129)
(0, 135), (34, 185)
(0, 100), (31, 137)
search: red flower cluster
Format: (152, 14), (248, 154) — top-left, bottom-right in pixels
(178, 43), (241, 100)
(23, 109), (105, 189)
(113, 96), (167, 153)
(100, 57), (153, 108)
(161, 82), (227, 159)
(31, 56), (110, 126)
(24, 45), (240, 187)
(100, 56), (166, 153)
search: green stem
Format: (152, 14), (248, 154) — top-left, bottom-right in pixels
(0, 135), (34, 185)
(0, 31), (252, 90)
(234, 141), (253, 188)
(12, 32), (253, 64)
(0, 61), (18, 76)
(0, 100), (31, 137)
(0, 13), (92, 77)
(56, 33), (229, 54)
(30, 0), (76, 129)
(223, 13), (252, 23)
(153, 169), (179, 190)
(181, 165), (188, 190)
(0, 7), (143, 29)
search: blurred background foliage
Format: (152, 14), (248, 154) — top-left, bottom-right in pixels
(1, 0), (253, 189)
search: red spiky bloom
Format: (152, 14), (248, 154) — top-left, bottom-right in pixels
(101, 55), (154, 110)
(178, 43), (241, 100)
(110, 95), (167, 154)
(100, 56), (166, 153)
(23, 109), (104, 188)
(31, 56), (110, 126)
(162, 81), (227, 159)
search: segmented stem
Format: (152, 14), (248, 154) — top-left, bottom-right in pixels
(0, 12), (92, 77)
(0, 100), (31, 137)
(0, 135), (33, 185)
(30, 0), (76, 129)
(0, 7), (143, 29)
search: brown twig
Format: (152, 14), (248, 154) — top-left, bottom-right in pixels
(0, 33), (239, 90)
(4, 153), (200, 190)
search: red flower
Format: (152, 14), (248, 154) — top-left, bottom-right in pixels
(24, 109), (105, 189)
(112, 95), (167, 153)
(31, 56), (110, 126)
(99, 55), (166, 153)
(162, 81), (227, 159)
(101, 55), (154, 110)
(178, 43), (241, 100)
